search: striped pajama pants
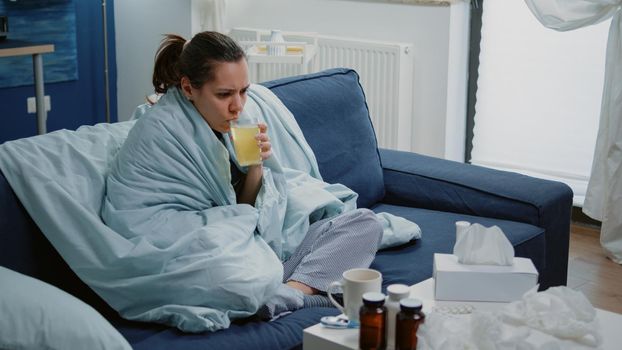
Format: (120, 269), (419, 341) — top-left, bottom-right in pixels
(283, 208), (383, 291)
(259, 208), (383, 318)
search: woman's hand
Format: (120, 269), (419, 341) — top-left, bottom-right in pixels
(256, 123), (272, 162)
(237, 123), (270, 205)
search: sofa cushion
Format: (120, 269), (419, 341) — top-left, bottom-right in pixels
(116, 307), (339, 350)
(262, 68), (385, 209)
(370, 203), (546, 288)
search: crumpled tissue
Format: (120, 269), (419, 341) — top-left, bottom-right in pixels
(503, 286), (602, 348)
(417, 286), (602, 350)
(453, 223), (515, 266)
(418, 311), (533, 350)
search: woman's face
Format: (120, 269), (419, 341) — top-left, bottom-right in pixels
(182, 59), (250, 133)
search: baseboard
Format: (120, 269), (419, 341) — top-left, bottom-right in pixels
(571, 206), (601, 227)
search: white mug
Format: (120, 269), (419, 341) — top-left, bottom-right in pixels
(327, 268), (382, 325)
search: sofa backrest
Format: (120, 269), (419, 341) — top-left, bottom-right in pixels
(262, 68), (385, 208)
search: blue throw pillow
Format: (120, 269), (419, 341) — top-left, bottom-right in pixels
(0, 266), (131, 350)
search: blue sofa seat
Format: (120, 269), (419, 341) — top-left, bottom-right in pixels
(370, 204), (545, 288)
(0, 68), (573, 350)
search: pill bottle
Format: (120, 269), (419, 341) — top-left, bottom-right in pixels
(385, 284), (411, 349)
(395, 298), (425, 350)
(359, 292), (387, 350)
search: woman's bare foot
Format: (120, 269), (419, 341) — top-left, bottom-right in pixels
(286, 280), (318, 295)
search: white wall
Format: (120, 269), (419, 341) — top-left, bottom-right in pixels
(114, 0), (191, 121)
(113, 0), (468, 159)
(226, 0), (452, 157)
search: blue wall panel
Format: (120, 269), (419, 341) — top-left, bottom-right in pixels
(0, 0), (116, 143)
(0, 0), (79, 88)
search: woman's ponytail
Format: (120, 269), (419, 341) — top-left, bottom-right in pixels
(152, 34), (186, 94)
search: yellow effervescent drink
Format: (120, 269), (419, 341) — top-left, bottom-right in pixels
(231, 125), (261, 166)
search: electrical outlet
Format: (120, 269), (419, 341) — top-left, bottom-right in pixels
(27, 96), (51, 114)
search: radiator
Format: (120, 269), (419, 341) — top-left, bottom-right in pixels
(230, 29), (414, 151)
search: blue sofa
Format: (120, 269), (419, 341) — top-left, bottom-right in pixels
(0, 68), (573, 349)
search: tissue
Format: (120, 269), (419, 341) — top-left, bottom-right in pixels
(418, 286), (602, 349)
(453, 223), (515, 266)
(503, 287), (602, 347)
(417, 311), (533, 350)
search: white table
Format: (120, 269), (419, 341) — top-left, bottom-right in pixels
(303, 278), (622, 350)
(0, 39), (55, 134)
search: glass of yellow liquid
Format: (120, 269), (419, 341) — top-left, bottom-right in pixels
(230, 119), (262, 166)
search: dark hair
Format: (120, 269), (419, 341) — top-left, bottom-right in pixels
(152, 31), (246, 94)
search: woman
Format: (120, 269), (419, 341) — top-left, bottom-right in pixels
(103, 31), (383, 321)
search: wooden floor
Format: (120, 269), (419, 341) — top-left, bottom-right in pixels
(567, 223), (622, 314)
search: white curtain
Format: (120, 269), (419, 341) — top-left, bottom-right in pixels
(525, 0), (622, 264)
(192, 0), (227, 34)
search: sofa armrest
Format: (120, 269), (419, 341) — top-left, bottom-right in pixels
(379, 148), (574, 288)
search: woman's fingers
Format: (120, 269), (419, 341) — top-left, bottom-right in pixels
(255, 133), (269, 142)
(259, 140), (271, 160)
(259, 141), (271, 152)
(255, 123), (271, 160)
(260, 149), (272, 161)
(255, 131), (270, 148)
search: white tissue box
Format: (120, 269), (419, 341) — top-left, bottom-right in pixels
(433, 253), (538, 302)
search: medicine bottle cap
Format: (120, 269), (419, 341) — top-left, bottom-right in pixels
(387, 284), (410, 300)
(399, 298), (423, 311)
(362, 292), (386, 305)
